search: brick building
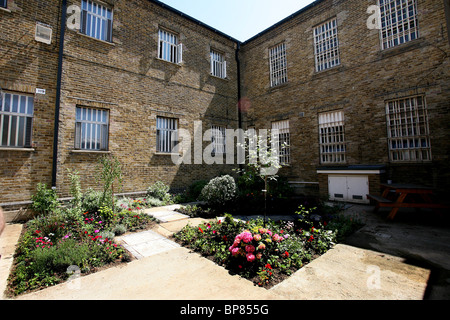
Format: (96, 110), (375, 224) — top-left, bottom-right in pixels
(239, 0), (450, 203)
(1, 0), (449, 210)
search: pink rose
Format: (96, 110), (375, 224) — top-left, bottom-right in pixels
(245, 245), (255, 253)
(246, 253), (256, 262)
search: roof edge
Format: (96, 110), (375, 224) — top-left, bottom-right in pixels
(242, 0), (325, 45)
(148, 0), (242, 44)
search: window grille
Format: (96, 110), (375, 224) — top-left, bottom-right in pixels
(81, 0), (113, 42)
(75, 107), (109, 151)
(158, 29), (183, 64)
(379, 0), (419, 50)
(210, 50), (227, 79)
(211, 125), (226, 154)
(269, 43), (288, 87)
(0, 93), (34, 148)
(313, 18), (340, 72)
(319, 111), (346, 164)
(386, 96), (431, 162)
(272, 120), (290, 165)
(156, 117), (178, 153)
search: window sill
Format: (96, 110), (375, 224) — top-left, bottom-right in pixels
(268, 81), (289, 92)
(71, 29), (115, 46)
(154, 152), (182, 156)
(378, 38), (424, 59)
(0, 7), (11, 13)
(0, 147), (35, 152)
(155, 57), (183, 67)
(210, 74), (228, 81)
(70, 149), (111, 154)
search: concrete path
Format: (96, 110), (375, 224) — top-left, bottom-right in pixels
(1, 204), (449, 300)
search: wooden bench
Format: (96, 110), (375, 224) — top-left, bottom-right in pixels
(368, 183), (450, 220)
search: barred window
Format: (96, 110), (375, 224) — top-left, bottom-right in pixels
(158, 29), (183, 64)
(81, 0), (113, 42)
(1, 0), (7, 9)
(313, 18), (340, 72)
(269, 43), (288, 87)
(386, 96), (431, 162)
(211, 125), (226, 154)
(156, 117), (178, 153)
(272, 120), (290, 165)
(319, 111), (346, 164)
(379, 0), (419, 50)
(210, 50), (227, 79)
(75, 107), (109, 151)
(0, 92), (34, 148)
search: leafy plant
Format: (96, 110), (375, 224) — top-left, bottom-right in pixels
(67, 169), (82, 209)
(96, 154), (123, 211)
(31, 183), (59, 216)
(146, 181), (172, 203)
(200, 175), (237, 207)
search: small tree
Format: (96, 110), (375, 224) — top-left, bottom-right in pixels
(67, 169), (82, 209)
(234, 129), (287, 225)
(96, 154), (123, 211)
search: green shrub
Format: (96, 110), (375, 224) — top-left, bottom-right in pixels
(188, 180), (208, 201)
(80, 188), (104, 213)
(146, 181), (172, 203)
(30, 239), (90, 274)
(200, 175), (237, 207)
(112, 224), (127, 236)
(31, 183), (59, 216)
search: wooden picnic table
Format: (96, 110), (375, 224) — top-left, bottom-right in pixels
(367, 183), (448, 220)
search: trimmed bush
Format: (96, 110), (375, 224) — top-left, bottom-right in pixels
(200, 175), (237, 207)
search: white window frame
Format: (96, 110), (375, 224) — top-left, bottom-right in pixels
(81, 0), (113, 42)
(0, 92), (34, 148)
(272, 120), (290, 165)
(156, 116), (178, 153)
(211, 125), (226, 155)
(319, 111), (346, 164)
(210, 50), (227, 79)
(158, 29), (183, 64)
(269, 43), (288, 87)
(313, 18), (340, 72)
(386, 96), (431, 162)
(378, 0), (419, 50)
(75, 106), (109, 151)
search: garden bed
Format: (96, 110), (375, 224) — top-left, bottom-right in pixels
(173, 205), (363, 289)
(5, 206), (158, 297)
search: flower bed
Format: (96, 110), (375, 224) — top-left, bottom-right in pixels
(6, 207), (156, 297)
(174, 206), (362, 288)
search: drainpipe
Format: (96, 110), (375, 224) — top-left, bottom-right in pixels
(235, 42), (242, 130)
(52, 0), (67, 188)
(235, 42), (243, 173)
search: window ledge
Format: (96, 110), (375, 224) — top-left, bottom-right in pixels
(154, 152), (182, 156)
(210, 74), (228, 81)
(71, 29), (115, 46)
(155, 57), (183, 67)
(0, 147), (35, 152)
(0, 7), (11, 13)
(70, 149), (111, 154)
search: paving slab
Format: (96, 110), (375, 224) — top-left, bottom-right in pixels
(116, 230), (180, 260)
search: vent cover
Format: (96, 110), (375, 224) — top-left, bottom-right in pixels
(35, 22), (52, 45)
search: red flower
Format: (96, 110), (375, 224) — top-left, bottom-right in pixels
(198, 227), (204, 233)
(265, 263), (272, 269)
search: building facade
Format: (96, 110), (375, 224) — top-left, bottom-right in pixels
(1, 0), (449, 209)
(239, 0), (450, 202)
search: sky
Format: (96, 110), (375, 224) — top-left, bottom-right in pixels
(158, 0), (316, 42)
